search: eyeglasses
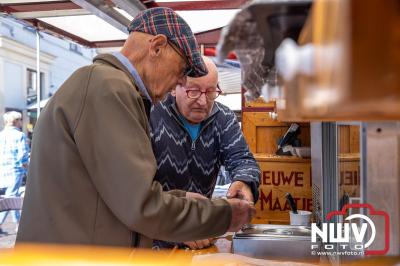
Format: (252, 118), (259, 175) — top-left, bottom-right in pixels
(168, 41), (190, 76)
(185, 84), (222, 100)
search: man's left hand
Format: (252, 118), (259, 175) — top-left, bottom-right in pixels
(226, 181), (254, 203)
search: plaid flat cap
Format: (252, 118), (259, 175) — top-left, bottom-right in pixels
(128, 7), (208, 78)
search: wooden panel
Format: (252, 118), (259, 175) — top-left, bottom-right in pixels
(241, 112), (313, 224)
(252, 154), (312, 224)
(244, 96), (275, 108)
(349, 125), (360, 153)
(338, 153), (360, 198)
(339, 126), (351, 154)
(338, 125), (360, 154)
(256, 126), (287, 154)
(242, 112), (310, 154)
(278, 0), (400, 121)
(242, 93), (275, 112)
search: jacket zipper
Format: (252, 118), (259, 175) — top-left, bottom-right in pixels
(191, 118), (214, 151)
(169, 106), (217, 151)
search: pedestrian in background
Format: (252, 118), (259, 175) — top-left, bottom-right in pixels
(0, 111), (30, 234)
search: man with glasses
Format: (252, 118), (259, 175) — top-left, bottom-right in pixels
(17, 8), (255, 248)
(151, 57), (260, 250)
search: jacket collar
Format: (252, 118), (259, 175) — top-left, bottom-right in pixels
(93, 53), (152, 119)
(93, 53), (150, 101)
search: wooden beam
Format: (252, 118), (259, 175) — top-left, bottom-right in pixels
(194, 28), (222, 47)
(93, 27), (225, 48)
(25, 18), (94, 47)
(93, 40), (125, 48)
(157, 0), (250, 10)
(0, 1), (80, 13)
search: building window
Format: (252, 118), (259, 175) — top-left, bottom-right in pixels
(23, 25), (36, 34)
(69, 43), (82, 55)
(26, 68), (45, 105)
(3, 23), (15, 37)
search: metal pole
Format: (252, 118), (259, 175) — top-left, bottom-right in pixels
(36, 29), (41, 117)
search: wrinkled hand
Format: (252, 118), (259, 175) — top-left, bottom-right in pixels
(227, 181), (254, 203)
(185, 191), (208, 200)
(184, 238), (215, 250)
(226, 198), (256, 232)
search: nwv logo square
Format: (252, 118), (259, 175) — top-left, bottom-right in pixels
(310, 203), (390, 256)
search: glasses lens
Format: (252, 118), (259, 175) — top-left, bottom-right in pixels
(205, 91), (216, 100)
(187, 90), (201, 99)
(206, 90), (221, 100)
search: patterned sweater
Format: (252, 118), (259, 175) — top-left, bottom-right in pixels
(150, 94), (260, 201)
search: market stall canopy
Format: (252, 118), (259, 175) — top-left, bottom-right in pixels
(1, 0), (248, 95)
(0, 0), (249, 48)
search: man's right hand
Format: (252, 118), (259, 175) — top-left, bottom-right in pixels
(226, 198), (256, 232)
(184, 238), (215, 250)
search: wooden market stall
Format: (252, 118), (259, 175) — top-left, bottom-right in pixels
(241, 97), (312, 224)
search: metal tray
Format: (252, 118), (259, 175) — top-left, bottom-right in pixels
(235, 224), (311, 239)
(232, 224), (317, 261)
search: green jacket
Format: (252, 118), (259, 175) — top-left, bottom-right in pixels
(17, 54), (231, 248)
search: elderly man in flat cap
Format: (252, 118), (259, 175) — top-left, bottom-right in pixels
(17, 7), (255, 248)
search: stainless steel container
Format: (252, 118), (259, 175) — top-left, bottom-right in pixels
(232, 224), (318, 261)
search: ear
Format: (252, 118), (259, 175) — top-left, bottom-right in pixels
(171, 87), (176, 96)
(149, 34), (168, 57)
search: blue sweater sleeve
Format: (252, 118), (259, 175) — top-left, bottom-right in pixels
(218, 107), (261, 202)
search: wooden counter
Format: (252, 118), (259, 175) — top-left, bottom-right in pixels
(255, 154), (311, 163)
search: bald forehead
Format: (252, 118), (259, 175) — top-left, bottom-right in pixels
(202, 57), (217, 75)
(186, 57), (218, 87)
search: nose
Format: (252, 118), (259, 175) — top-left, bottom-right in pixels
(197, 92), (207, 106)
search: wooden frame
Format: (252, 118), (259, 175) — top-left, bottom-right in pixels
(242, 112), (310, 154)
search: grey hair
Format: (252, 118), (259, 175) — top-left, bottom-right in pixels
(3, 111), (22, 126)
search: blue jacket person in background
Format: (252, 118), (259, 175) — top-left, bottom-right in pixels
(0, 111), (30, 234)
